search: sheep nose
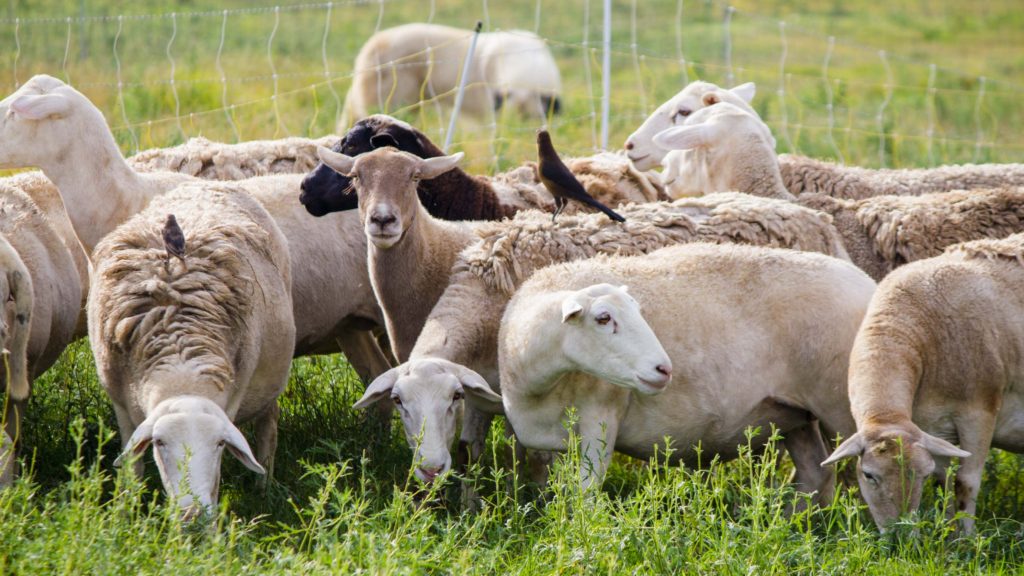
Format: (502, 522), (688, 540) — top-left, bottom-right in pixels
(418, 465), (444, 483)
(625, 140), (634, 150)
(656, 364), (672, 378)
(371, 213), (396, 227)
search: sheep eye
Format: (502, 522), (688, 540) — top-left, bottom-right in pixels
(217, 440), (226, 448)
(392, 396), (403, 406)
(453, 391), (465, 401)
(862, 470), (880, 486)
(595, 312), (611, 326)
(672, 108), (692, 123)
(154, 439), (165, 448)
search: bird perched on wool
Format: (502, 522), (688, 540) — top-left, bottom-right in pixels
(536, 129), (626, 223)
(162, 213), (186, 267)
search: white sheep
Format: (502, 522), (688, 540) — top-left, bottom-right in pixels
(129, 135), (338, 180)
(352, 193), (850, 484)
(821, 233), (1024, 533)
(94, 184), (294, 517)
(340, 24), (562, 128)
(494, 244), (874, 498)
(0, 75), (392, 393)
(654, 103), (1024, 281)
(0, 187), (83, 486)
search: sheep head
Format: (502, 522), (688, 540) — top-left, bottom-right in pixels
(300, 114), (440, 217)
(557, 284), (672, 395)
(114, 395), (264, 520)
(317, 146), (463, 249)
(624, 80), (756, 171)
(0, 242), (33, 402)
(353, 357), (501, 483)
(0, 74), (100, 170)
(821, 424), (970, 531)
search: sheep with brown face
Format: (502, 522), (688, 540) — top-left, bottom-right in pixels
(823, 232), (1024, 534)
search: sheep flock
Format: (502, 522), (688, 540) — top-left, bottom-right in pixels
(5, 41), (1024, 547)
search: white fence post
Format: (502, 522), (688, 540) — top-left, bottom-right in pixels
(600, 0), (611, 150)
(444, 21), (483, 153)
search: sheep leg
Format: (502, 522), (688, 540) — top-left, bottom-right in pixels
(253, 401), (280, 484)
(335, 330), (395, 439)
(113, 403), (145, 479)
(783, 420), (835, 508)
(503, 420), (553, 489)
(577, 416), (619, 492)
(947, 416), (997, 535)
(457, 405), (494, 512)
(0, 398), (24, 487)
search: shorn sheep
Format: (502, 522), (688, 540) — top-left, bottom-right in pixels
(316, 146), (473, 361)
(0, 188), (82, 486)
(94, 184), (294, 518)
(300, 114), (664, 220)
(352, 194), (850, 483)
(495, 244), (874, 499)
(340, 24), (561, 128)
(654, 102), (1024, 281)
(822, 232), (1024, 534)
(0, 75), (392, 396)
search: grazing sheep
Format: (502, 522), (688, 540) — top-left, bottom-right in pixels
(316, 146), (476, 361)
(822, 232), (1024, 533)
(0, 188), (83, 486)
(352, 194), (850, 483)
(128, 135), (338, 181)
(779, 154), (1024, 201)
(0, 75), (392, 393)
(94, 184), (294, 517)
(654, 104), (1024, 280)
(340, 24), (562, 128)
(301, 114), (665, 220)
(496, 244), (873, 498)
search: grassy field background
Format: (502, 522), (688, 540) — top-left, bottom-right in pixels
(2, 0), (1024, 573)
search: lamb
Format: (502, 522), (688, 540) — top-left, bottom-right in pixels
(316, 146), (474, 361)
(0, 75), (392, 393)
(93, 184), (294, 518)
(340, 24), (562, 128)
(0, 188), (82, 486)
(494, 244), (874, 499)
(351, 194), (850, 483)
(302, 114), (664, 221)
(821, 232), (1024, 533)
(128, 135), (338, 181)
(654, 103), (1024, 281)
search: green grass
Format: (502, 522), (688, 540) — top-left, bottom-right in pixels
(3, 0), (1024, 573)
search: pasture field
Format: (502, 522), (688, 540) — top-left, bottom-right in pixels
(1, 0), (1024, 573)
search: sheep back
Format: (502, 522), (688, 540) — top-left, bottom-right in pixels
(129, 136), (337, 180)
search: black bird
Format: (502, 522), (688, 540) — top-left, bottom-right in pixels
(536, 129), (626, 223)
(162, 214), (186, 266)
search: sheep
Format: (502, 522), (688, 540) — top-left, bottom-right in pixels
(494, 244), (874, 498)
(0, 188), (83, 486)
(93, 184), (294, 517)
(654, 103), (1024, 281)
(128, 135), (338, 181)
(302, 114), (665, 221)
(316, 146), (474, 361)
(352, 193), (850, 483)
(0, 75), (392, 396)
(821, 232), (1024, 533)
(340, 24), (562, 128)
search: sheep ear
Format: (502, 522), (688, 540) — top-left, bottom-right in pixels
(223, 422), (265, 475)
(618, 284), (629, 294)
(561, 296), (585, 323)
(821, 432), (865, 467)
(456, 366), (501, 403)
(652, 125), (711, 152)
(9, 93), (72, 120)
(114, 420), (154, 468)
(417, 152), (463, 180)
(317, 146), (356, 176)
(730, 82), (756, 103)
(918, 433), (971, 460)
(370, 133), (400, 149)
(353, 367), (400, 409)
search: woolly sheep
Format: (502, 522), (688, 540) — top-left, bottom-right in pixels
(302, 114), (664, 221)
(655, 104), (1024, 281)
(0, 75), (392, 392)
(128, 135), (338, 180)
(821, 232), (1024, 533)
(0, 188), (82, 486)
(94, 184), (294, 518)
(495, 244), (874, 497)
(352, 194), (850, 483)
(340, 24), (562, 128)
(316, 146), (475, 361)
